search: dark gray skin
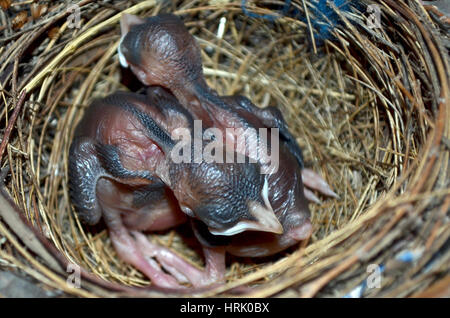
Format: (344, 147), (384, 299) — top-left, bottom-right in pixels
(69, 87), (282, 288)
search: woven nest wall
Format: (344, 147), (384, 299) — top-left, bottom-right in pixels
(0, 0), (448, 297)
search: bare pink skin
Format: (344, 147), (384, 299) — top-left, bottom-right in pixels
(134, 232), (226, 287)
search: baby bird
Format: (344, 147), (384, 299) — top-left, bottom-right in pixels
(69, 87), (282, 288)
(114, 13), (337, 283)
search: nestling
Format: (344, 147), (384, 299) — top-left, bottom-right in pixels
(113, 12), (338, 285)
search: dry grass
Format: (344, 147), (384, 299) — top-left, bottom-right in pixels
(0, 0), (448, 297)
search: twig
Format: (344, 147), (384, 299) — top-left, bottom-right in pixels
(0, 89), (26, 163)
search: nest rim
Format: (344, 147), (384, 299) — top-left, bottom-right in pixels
(0, 0), (448, 298)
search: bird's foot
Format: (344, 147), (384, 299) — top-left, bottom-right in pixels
(133, 231), (226, 288)
(302, 168), (338, 203)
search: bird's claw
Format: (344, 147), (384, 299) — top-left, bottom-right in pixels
(302, 168), (338, 203)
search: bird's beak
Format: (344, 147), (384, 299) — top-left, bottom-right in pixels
(246, 201), (283, 234)
(118, 35), (128, 68)
(118, 14), (145, 68)
(209, 202), (283, 236)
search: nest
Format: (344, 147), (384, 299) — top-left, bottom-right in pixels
(0, 0), (448, 297)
